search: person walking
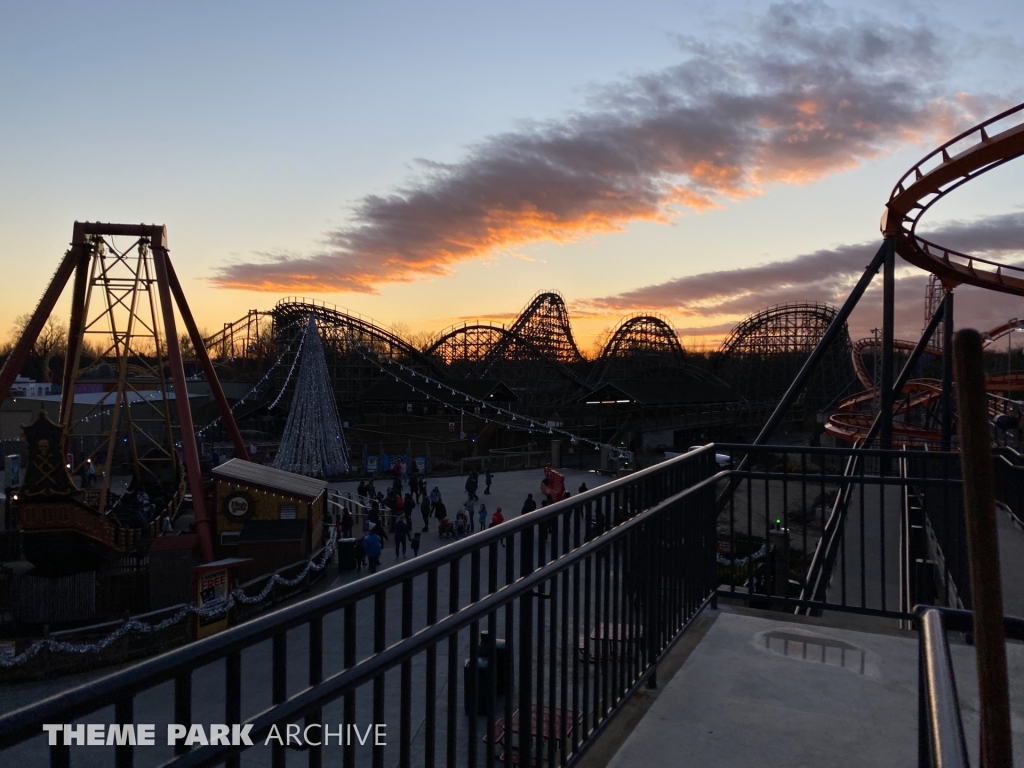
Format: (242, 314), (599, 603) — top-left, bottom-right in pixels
(465, 473), (479, 502)
(464, 499), (476, 532)
(484, 469), (493, 495)
(403, 493), (415, 527)
(354, 538), (366, 571)
(490, 507), (505, 547)
(433, 496), (447, 530)
(420, 494), (431, 532)
(394, 515), (409, 558)
(340, 509), (354, 539)
(363, 528), (382, 574)
(411, 532), (421, 557)
(477, 503), (488, 532)
(521, 493), (537, 515)
(368, 502), (388, 542)
(430, 485), (441, 505)
(454, 509), (468, 539)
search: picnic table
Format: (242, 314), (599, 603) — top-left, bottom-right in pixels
(577, 622), (640, 662)
(482, 705), (577, 765)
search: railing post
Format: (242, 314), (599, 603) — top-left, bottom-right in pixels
(518, 526), (535, 767)
(645, 518), (659, 690)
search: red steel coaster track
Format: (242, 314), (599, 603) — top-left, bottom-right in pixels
(824, 104), (1024, 446)
(882, 102), (1024, 296)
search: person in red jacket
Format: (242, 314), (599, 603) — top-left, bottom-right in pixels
(490, 507), (504, 527)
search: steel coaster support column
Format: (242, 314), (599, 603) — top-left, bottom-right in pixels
(802, 299), (947, 610)
(941, 291), (955, 451)
(863, 296), (947, 446)
(0, 240), (82, 406)
(60, 240), (93, 425)
(152, 242), (215, 563)
(166, 259), (249, 461)
(718, 238), (891, 509)
(753, 238), (892, 447)
(880, 243), (896, 449)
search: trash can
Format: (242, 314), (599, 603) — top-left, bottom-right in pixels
(478, 632), (510, 695)
(337, 538), (356, 571)
(463, 656), (493, 715)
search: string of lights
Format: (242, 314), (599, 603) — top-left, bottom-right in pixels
(195, 319), (306, 438)
(0, 529), (337, 668)
(267, 322), (308, 410)
(349, 343), (620, 454)
(272, 318), (350, 477)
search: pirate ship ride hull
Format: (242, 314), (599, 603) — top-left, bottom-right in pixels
(21, 528), (119, 575)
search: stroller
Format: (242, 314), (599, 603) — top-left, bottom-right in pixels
(438, 517), (455, 538)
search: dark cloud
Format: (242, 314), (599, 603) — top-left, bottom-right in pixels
(212, 2), (995, 293)
(586, 212), (1024, 340)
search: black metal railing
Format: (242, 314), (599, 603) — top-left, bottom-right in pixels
(915, 606), (1024, 768)
(714, 444), (963, 619)
(0, 447), (721, 768)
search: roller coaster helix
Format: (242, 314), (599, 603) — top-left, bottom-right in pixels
(818, 101), (1024, 449)
(827, 323), (1024, 447)
(882, 101), (1024, 296)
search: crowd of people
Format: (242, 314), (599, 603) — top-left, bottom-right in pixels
(338, 467), (509, 574)
(337, 464), (589, 576)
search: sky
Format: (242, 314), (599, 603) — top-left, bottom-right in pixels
(2, 0), (1023, 357)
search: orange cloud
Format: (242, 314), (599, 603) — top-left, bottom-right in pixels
(212, 3), (995, 294)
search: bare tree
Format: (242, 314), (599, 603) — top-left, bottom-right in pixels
(8, 313), (68, 382)
(10, 313), (68, 358)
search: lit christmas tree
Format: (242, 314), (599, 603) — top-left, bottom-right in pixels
(273, 317), (350, 477)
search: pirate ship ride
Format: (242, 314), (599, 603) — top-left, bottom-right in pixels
(0, 222), (248, 575)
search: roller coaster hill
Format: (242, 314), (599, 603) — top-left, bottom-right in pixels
(196, 92), (1024, 468)
(198, 293), (870, 472)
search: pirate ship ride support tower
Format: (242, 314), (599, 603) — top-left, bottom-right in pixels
(0, 222), (246, 564)
(152, 242), (214, 562)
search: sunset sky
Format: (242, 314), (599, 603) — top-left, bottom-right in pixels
(2, 0), (1022, 356)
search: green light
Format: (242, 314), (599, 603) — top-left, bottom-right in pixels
(774, 518), (781, 526)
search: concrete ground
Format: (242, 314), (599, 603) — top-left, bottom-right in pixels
(998, 507), (1024, 618)
(597, 606), (1024, 768)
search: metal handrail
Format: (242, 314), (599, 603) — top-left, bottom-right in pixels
(0, 444), (722, 758)
(917, 608), (970, 768)
(915, 607), (1024, 767)
(159, 475), (722, 768)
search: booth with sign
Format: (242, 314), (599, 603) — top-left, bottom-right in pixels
(211, 459), (327, 578)
(192, 557), (250, 639)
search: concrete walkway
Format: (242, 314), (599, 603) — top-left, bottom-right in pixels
(998, 507), (1024, 619)
(603, 608), (1024, 768)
